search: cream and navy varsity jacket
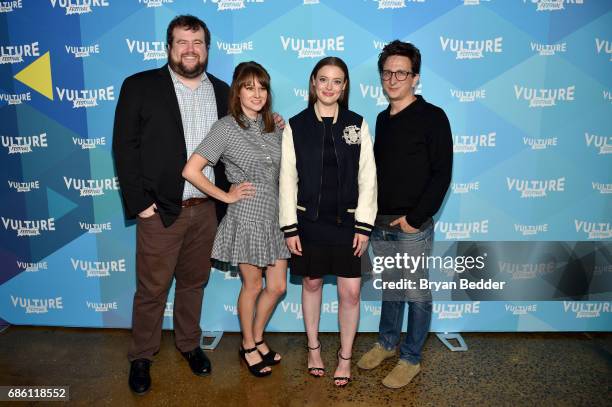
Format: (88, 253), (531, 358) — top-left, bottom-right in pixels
(279, 104), (377, 237)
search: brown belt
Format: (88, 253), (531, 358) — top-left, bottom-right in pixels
(181, 197), (209, 208)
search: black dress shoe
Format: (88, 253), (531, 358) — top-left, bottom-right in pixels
(129, 359), (151, 395)
(181, 346), (211, 376)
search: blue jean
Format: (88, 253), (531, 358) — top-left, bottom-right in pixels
(378, 299), (432, 364)
(371, 219), (433, 364)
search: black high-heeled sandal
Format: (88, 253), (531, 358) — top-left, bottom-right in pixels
(306, 341), (325, 377)
(239, 346), (272, 378)
(334, 349), (352, 387)
(255, 339), (281, 366)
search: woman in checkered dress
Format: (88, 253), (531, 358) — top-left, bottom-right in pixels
(182, 61), (289, 377)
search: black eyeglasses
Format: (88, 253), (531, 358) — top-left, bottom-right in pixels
(381, 70), (415, 81)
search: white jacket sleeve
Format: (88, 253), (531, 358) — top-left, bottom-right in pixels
(278, 123), (299, 237)
(354, 119), (377, 236)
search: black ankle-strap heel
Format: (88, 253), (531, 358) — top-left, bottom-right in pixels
(255, 339), (281, 366)
(306, 341), (325, 377)
(239, 346), (272, 378)
(334, 348), (352, 387)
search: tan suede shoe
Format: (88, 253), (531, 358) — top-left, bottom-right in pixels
(382, 360), (421, 389)
(356, 343), (396, 370)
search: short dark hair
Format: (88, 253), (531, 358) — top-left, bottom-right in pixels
(377, 40), (421, 75)
(308, 56), (350, 109)
(229, 61), (275, 133)
(166, 15), (210, 49)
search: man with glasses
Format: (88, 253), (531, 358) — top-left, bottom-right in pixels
(357, 40), (453, 389)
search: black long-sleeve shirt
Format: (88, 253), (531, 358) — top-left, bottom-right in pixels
(374, 95), (453, 228)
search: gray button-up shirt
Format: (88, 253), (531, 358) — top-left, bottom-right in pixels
(169, 66), (218, 200)
(194, 114), (282, 222)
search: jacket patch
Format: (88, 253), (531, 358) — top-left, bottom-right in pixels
(342, 125), (361, 145)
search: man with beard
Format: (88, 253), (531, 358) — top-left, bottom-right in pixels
(113, 15), (228, 394)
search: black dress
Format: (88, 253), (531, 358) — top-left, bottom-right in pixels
(290, 117), (362, 278)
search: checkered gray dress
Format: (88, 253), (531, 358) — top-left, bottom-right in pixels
(195, 115), (290, 267)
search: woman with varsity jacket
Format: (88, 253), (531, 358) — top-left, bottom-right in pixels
(279, 56), (377, 387)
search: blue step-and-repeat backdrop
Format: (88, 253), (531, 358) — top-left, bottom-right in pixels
(1, 0), (611, 332)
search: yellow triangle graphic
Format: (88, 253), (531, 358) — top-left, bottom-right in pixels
(14, 51), (54, 101)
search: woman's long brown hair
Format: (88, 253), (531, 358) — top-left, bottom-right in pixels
(228, 61), (275, 133)
(307, 56), (350, 109)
